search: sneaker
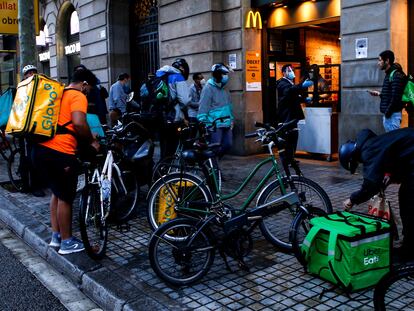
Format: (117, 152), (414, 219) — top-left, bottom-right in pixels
(58, 237), (85, 255)
(49, 232), (61, 248)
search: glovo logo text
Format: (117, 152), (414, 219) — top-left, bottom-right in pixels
(245, 10), (262, 30)
(42, 83), (58, 131)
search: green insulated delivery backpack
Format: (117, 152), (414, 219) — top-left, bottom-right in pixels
(390, 69), (414, 108)
(300, 212), (390, 292)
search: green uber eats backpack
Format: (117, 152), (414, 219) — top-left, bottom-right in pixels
(390, 69), (414, 108)
(300, 211), (391, 292)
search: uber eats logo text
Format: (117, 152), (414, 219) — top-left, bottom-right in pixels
(363, 248), (383, 265)
(42, 83), (58, 131)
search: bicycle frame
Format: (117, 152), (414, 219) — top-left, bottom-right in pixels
(85, 150), (127, 224)
(169, 141), (288, 215)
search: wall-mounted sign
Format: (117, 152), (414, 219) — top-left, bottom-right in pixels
(39, 51), (50, 62)
(228, 53), (237, 69)
(245, 10), (262, 29)
(65, 42), (80, 55)
(246, 50), (261, 92)
(355, 38), (368, 59)
(0, 0), (39, 35)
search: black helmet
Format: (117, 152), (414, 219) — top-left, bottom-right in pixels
(339, 140), (359, 174)
(172, 58), (189, 80)
(211, 63), (230, 74)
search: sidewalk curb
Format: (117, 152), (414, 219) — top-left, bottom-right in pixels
(0, 189), (174, 311)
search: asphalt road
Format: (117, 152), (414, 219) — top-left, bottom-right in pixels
(0, 224), (67, 311)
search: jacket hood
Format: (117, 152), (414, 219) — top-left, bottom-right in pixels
(156, 65), (181, 76)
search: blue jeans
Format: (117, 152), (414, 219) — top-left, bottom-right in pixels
(383, 112), (402, 132)
(210, 127), (233, 158)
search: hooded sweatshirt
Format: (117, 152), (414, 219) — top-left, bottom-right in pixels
(197, 78), (234, 128)
(156, 65), (191, 122)
(350, 128), (414, 204)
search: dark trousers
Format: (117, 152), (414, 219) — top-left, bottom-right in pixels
(159, 123), (181, 159)
(398, 171), (414, 245)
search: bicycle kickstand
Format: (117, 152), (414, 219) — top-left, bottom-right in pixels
(219, 248), (233, 272)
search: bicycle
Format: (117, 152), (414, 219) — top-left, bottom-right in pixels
(148, 190), (304, 286)
(79, 120), (148, 259)
(373, 263), (414, 310)
(1, 129), (24, 192)
(147, 120), (332, 250)
(151, 119), (223, 189)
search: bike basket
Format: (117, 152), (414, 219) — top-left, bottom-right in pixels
(301, 211), (391, 292)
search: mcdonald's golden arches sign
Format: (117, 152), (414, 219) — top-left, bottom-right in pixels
(245, 10), (262, 29)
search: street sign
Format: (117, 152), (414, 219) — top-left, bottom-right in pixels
(246, 50), (262, 91)
(0, 0), (39, 35)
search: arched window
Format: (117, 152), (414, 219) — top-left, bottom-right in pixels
(68, 11), (79, 43)
(131, 0), (159, 84)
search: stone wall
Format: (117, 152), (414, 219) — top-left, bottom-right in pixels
(40, 0), (110, 89)
(159, 0), (261, 155)
(340, 0), (408, 145)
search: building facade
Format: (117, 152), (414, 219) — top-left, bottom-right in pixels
(25, 0), (414, 154)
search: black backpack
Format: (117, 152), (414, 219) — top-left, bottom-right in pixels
(141, 74), (170, 114)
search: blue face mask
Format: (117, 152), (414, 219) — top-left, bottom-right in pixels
(221, 74), (229, 86)
(287, 71), (295, 80)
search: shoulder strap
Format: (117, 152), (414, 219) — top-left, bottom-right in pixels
(389, 69), (397, 82)
(55, 88), (84, 137)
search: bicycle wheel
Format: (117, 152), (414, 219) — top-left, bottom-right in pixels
(7, 148), (24, 192)
(148, 218), (215, 286)
(258, 175), (332, 251)
(79, 182), (108, 259)
(152, 156), (181, 183)
(110, 167), (139, 223)
(147, 172), (213, 231)
(374, 265), (414, 311)
(152, 156), (200, 184)
(0, 131), (13, 161)
(289, 207), (328, 266)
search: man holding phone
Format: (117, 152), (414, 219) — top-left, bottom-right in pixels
(368, 50), (406, 132)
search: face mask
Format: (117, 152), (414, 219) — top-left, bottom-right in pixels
(221, 75), (229, 86)
(200, 79), (206, 86)
(287, 71), (295, 80)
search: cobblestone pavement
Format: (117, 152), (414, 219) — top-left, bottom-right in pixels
(0, 149), (406, 311)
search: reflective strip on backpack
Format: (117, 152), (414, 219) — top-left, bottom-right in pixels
(350, 232), (390, 247)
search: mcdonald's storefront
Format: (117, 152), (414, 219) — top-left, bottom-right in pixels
(237, 0), (413, 156)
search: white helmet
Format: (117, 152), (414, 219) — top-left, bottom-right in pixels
(22, 64), (38, 75)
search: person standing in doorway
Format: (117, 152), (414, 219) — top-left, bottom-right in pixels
(276, 64), (313, 167)
(368, 50), (406, 132)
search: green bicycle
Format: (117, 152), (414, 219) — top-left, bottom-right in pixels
(147, 120), (333, 250)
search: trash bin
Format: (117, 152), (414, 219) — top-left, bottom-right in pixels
(297, 107), (338, 160)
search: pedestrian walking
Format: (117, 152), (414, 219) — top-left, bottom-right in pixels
(339, 128), (414, 262)
(108, 73), (130, 127)
(32, 69), (100, 255)
(276, 64), (313, 166)
(368, 50), (406, 132)
(198, 63), (234, 158)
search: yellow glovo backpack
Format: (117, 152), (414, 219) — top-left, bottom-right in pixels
(6, 74), (65, 140)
